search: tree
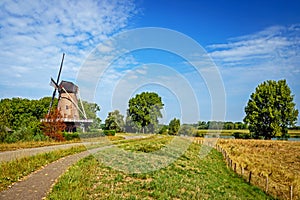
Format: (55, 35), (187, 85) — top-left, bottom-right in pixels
(158, 125), (169, 134)
(178, 124), (197, 136)
(104, 110), (124, 132)
(42, 109), (66, 141)
(79, 100), (101, 129)
(197, 121), (208, 129)
(244, 80), (298, 139)
(125, 114), (140, 133)
(168, 118), (180, 135)
(128, 92), (164, 133)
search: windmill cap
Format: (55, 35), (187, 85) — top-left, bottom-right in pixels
(59, 80), (78, 93)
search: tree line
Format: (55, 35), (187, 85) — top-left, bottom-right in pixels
(0, 79), (298, 142)
(103, 80), (298, 139)
(0, 97), (101, 142)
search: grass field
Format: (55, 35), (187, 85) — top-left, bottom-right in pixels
(47, 136), (272, 199)
(217, 139), (300, 199)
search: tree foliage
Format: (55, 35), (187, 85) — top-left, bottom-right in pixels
(79, 100), (101, 129)
(244, 80), (298, 139)
(124, 114), (140, 133)
(197, 121), (247, 130)
(178, 124), (197, 136)
(128, 92), (164, 133)
(0, 97), (56, 142)
(42, 109), (66, 141)
(168, 118), (181, 135)
(0, 97), (101, 142)
(104, 110), (124, 132)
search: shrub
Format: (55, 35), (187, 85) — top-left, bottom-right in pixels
(232, 132), (251, 139)
(158, 125), (168, 135)
(103, 130), (116, 136)
(79, 132), (104, 138)
(63, 132), (80, 140)
(194, 130), (204, 137)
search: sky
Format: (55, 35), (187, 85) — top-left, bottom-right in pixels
(0, 0), (300, 125)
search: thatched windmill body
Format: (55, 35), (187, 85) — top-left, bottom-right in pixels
(47, 53), (92, 132)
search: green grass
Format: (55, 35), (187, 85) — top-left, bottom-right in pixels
(0, 145), (87, 191)
(47, 137), (273, 200)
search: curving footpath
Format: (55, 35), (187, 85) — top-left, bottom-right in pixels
(0, 145), (113, 200)
(0, 136), (147, 200)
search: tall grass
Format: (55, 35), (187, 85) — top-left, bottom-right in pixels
(218, 139), (300, 199)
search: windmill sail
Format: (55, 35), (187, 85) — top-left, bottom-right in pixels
(48, 53), (65, 114)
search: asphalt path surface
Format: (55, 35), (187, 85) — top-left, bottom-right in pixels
(0, 135), (148, 200)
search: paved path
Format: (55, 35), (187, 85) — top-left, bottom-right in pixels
(0, 146), (113, 200)
(0, 135), (150, 200)
(0, 142), (94, 162)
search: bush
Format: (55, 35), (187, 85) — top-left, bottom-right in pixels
(158, 125), (168, 135)
(63, 132), (80, 140)
(232, 132), (251, 139)
(103, 130), (116, 136)
(194, 130), (204, 137)
(79, 131), (105, 138)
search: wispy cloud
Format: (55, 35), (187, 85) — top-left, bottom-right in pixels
(207, 25), (300, 67)
(206, 24), (300, 122)
(0, 0), (137, 98)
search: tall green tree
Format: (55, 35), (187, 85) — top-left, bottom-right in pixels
(128, 92), (164, 133)
(244, 80), (298, 139)
(125, 114), (140, 133)
(0, 97), (58, 142)
(168, 118), (180, 135)
(104, 110), (124, 132)
(79, 100), (101, 129)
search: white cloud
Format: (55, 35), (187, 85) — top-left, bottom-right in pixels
(206, 24), (300, 123)
(207, 25), (300, 65)
(0, 0), (137, 99)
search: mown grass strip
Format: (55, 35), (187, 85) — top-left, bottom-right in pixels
(0, 140), (82, 152)
(47, 138), (273, 200)
(0, 145), (87, 191)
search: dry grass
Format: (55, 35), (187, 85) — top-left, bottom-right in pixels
(217, 139), (300, 199)
(0, 140), (81, 152)
(0, 136), (125, 152)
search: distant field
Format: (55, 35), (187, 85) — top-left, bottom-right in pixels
(197, 129), (300, 137)
(197, 129), (249, 136)
(217, 139), (300, 199)
(47, 136), (271, 199)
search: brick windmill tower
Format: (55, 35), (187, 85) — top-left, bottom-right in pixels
(48, 53), (92, 132)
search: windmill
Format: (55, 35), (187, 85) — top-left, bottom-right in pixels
(47, 53), (93, 132)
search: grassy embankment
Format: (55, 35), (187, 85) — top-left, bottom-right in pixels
(47, 135), (272, 200)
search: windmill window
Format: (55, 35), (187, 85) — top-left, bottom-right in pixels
(66, 105), (69, 110)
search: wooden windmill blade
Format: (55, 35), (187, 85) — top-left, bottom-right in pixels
(48, 53), (65, 115)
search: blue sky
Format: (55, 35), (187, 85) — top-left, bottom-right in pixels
(0, 0), (300, 125)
